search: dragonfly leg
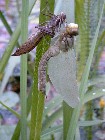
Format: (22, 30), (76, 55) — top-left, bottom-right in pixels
(65, 37), (70, 47)
(40, 0), (56, 18)
(35, 21), (49, 28)
(60, 37), (70, 52)
(40, 1), (51, 17)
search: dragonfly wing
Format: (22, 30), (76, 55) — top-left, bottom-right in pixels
(48, 49), (79, 108)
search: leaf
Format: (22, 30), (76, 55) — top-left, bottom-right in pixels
(88, 75), (105, 87)
(20, 0), (29, 139)
(79, 120), (105, 127)
(41, 125), (63, 138)
(42, 107), (63, 131)
(0, 57), (20, 94)
(43, 95), (62, 117)
(0, 0), (37, 74)
(30, 1), (55, 140)
(84, 88), (105, 103)
(66, 1), (105, 140)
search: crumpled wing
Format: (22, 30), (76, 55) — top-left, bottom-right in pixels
(48, 49), (79, 108)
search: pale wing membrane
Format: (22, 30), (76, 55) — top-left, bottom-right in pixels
(48, 49), (79, 108)
(39, 23), (79, 107)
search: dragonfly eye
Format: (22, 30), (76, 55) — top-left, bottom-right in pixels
(66, 23), (79, 36)
(63, 14), (66, 21)
(55, 18), (60, 26)
(60, 12), (66, 22)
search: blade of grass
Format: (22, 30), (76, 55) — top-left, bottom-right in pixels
(92, 30), (105, 75)
(63, 101), (73, 140)
(0, 11), (20, 48)
(0, 11), (12, 35)
(43, 95), (62, 117)
(75, 126), (80, 140)
(88, 75), (105, 87)
(0, 0), (37, 74)
(66, 2), (105, 140)
(79, 120), (105, 126)
(41, 125), (63, 138)
(0, 57), (20, 94)
(30, 1), (55, 139)
(20, 0), (29, 139)
(11, 87), (32, 140)
(42, 107), (63, 131)
(84, 88), (105, 103)
(0, 101), (20, 118)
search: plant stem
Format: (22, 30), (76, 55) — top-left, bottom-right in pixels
(20, 0), (29, 139)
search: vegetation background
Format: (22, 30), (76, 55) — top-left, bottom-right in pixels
(0, 0), (105, 140)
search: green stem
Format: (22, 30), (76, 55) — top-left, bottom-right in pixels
(0, 0), (37, 74)
(20, 0), (29, 139)
(0, 11), (20, 48)
(0, 11), (12, 35)
(30, 0), (55, 140)
(42, 107), (63, 131)
(11, 88), (32, 140)
(66, 1), (105, 139)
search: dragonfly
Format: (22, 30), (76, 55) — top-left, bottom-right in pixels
(38, 23), (79, 107)
(12, 12), (66, 56)
(38, 23), (79, 94)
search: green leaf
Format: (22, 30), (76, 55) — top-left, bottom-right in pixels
(42, 107), (63, 131)
(66, 1), (105, 140)
(84, 88), (105, 103)
(79, 120), (105, 126)
(0, 57), (20, 95)
(0, 0), (37, 74)
(11, 88), (32, 140)
(20, 0), (29, 139)
(0, 11), (20, 48)
(88, 75), (105, 87)
(75, 126), (80, 140)
(43, 95), (62, 117)
(0, 11), (12, 35)
(0, 100), (20, 119)
(41, 125), (63, 138)
(29, 1), (55, 140)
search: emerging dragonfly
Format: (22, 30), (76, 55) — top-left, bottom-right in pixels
(38, 23), (79, 94)
(38, 23), (79, 107)
(12, 12), (66, 56)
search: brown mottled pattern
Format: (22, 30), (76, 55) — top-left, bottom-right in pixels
(38, 23), (79, 94)
(38, 39), (61, 94)
(12, 12), (66, 56)
(12, 31), (43, 56)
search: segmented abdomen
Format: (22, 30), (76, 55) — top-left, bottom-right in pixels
(12, 31), (43, 56)
(38, 39), (61, 94)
